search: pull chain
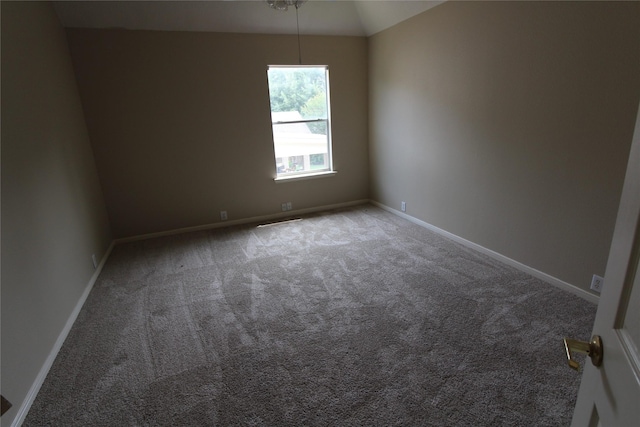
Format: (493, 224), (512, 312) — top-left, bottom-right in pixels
(296, 5), (302, 65)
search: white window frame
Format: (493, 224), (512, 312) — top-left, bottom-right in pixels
(267, 65), (334, 181)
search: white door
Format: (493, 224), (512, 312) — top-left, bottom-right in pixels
(570, 104), (640, 426)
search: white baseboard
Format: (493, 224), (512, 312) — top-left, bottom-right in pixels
(116, 199), (370, 244)
(10, 241), (116, 427)
(370, 200), (599, 304)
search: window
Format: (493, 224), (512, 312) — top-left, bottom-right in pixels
(267, 66), (333, 179)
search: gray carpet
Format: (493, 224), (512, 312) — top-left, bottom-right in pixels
(25, 204), (596, 426)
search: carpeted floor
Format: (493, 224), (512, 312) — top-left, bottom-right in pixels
(25, 204), (596, 426)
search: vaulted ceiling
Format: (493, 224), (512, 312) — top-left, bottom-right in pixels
(53, 1), (445, 37)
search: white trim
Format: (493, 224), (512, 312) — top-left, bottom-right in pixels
(274, 170), (337, 183)
(268, 64), (328, 70)
(116, 199), (369, 244)
(10, 241), (116, 427)
(370, 200), (599, 305)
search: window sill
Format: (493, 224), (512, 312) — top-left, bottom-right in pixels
(274, 171), (337, 183)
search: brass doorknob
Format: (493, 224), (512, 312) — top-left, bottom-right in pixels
(563, 335), (603, 370)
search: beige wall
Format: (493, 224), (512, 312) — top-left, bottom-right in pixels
(369, 1), (640, 293)
(1, 2), (113, 424)
(66, 29), (369, 238)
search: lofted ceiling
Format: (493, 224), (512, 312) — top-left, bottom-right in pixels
(52, 1), (445, 37)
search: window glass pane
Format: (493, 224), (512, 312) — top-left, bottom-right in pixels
(267, 67), (327, 120)
(272, 122), (330, 174)
(267, 66), (332, 177)
(310, 153), (327, 170)
(307, 120), (327, 136)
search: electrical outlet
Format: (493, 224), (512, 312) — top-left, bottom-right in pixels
(282, 203), (288, 212)
(220, 211), (228, 221)
(91, 254), (98, 269)
(286, 202), (292, 211)
(590, 274), (604, 293)
(401, 201), (406, 212)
